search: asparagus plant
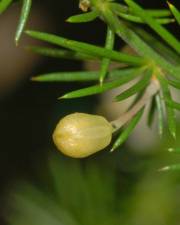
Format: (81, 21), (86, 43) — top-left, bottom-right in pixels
(1, 0), (180, 160)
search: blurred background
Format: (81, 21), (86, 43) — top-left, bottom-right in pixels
(0, 0), (180, 225)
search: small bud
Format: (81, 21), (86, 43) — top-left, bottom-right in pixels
(79, 0), (90, 12)
(52, 113), (113, 158)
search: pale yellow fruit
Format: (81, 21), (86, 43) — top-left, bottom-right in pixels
(52, 113), (113, 158)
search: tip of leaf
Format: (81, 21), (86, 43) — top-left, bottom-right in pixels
(172, 131), (176, 139)
(31, 76), (39, 81)
(66, 17), (72, 23)
(168, 148), (174, 152)
(158, 166), (170, 172)
(110, 147), (115, 152)
(58, 95), (66, 100)
(99, 78), (104, 86)
(167, 1), (173, 8)
(25, 30), (32, 35)
(110, 148), (115, 152)
(15, 39), (19, 46)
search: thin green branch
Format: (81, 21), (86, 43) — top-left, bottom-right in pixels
(26, 30), (145, 66)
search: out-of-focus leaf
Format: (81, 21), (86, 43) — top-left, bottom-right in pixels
(157, 74), (176, 139)
(8, 185), (77, 225)
(0, 0), (12, 14)
(168, 78), (180, 89)
(147, 95), (156, 127)
(166, 98), (180, 111)
(143, 9), (171, 17)
(159, 164), (180, 171)
(168, 147), (180, 153)
(155, 94), (164, 137)
(27, 46), (94, 60)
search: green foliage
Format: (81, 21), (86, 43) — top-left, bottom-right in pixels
(67, 10), (98, 23)
(0, 0), (13, 14)
(168, 2), (180, 25)
(60, 67), (144, 99)
(8, 155), (119, 225)
(7, 153), (180, 225)
(25, 30), (144, 65)
(31, 67), (138, 82)
(1, 0), (180, 154)
(99, 27), (115, 84)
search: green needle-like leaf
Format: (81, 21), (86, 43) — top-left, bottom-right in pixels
(157, 74), (176, 139)
(109, 3), (128, 14)
(125, 0), (180, 54)
(168, 147), (180, 153)
(15, 0), (32, 45)
(147, 96), (156, 128)
(115, 12), (174, 24)
(115, 69), (152, 101)
(167, 2), (180, 25)
(134, 28), (180, 65)
(66, 10), (98, 23)
(27, 46), (94, 61)
(25, 30), (145, 66)
(0, 0), (12, 14)
(110, 3), (171, 18)
(60, 67), (144, 99)
(101, 7), (180, 80)
(32, 67), (138, 82)
(166, 98), (180, 111)
(99, 27), (115, 84)
(144, 9), (171, 18)
(111, 109), (144, 151)
(155, 94), (164, 137)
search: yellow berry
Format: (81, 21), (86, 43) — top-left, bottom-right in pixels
(52, 113), (113, 158)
